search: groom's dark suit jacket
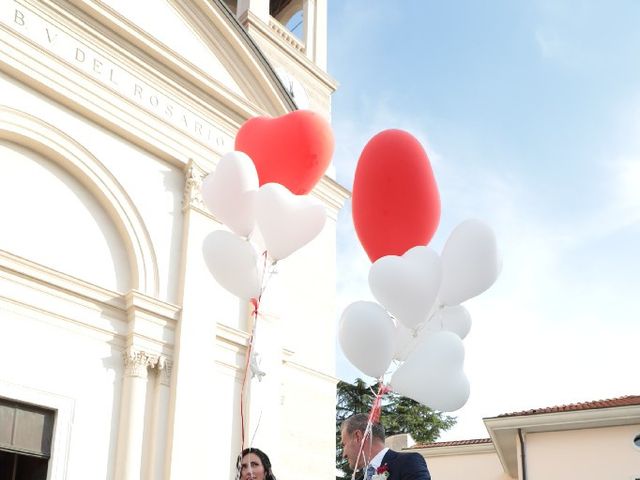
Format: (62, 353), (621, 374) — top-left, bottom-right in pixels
(380, 449), (431, 480)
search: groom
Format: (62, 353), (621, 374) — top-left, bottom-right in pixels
(340, 413), (431, 480)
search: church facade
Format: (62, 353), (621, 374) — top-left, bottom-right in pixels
(0, 0), (347, 478)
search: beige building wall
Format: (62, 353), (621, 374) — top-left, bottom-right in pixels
(525, 425), (640, 480)
(416, 401), (640, 480)
(412, 444), (513, 480)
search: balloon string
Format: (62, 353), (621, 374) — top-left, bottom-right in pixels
(239, 308), (257, 453)
(350, 380), (390, 480)
(238, 250), (276, 456)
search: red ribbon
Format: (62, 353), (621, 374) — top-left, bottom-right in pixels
(368, 382), (391, 424)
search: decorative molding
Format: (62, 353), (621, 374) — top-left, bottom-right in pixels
(173, 0), (294, 115)
(312, 175), (351, 221)
(411, 442), (497, 457)
(282, 356), (338, 385)
(123, 348), (159, 378)
(124, 290), (181, 324)
(57, 0), (291, 118)
(0, 106), (160, 296)
(268, 17), (305, 53)
(0, 249), (125, 310)
(239, 10), (337, 91)
(124, 290), (179, 361)
(0, 249), (128, 342)
(156, 356), (173, 386)
(0, 0), (255, 166)
(180, 156), (349, 220)
(217, 322), (251, 348)
(182, 159), (208, 212)
(0, 380), (74, 480)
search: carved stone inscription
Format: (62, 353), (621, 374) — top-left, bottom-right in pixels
(3, 4), (233, 151)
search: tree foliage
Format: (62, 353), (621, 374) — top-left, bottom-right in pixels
(336, 378), (456, 477)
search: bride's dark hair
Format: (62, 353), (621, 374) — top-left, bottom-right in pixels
(238, 447), (276, 480)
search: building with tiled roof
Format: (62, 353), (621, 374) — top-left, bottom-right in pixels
(397, 395), (640, 480)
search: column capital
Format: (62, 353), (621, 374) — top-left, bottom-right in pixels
(156, 356), (174, 386)
(123, 348), (159, 378)
(182, 159), (208, 212)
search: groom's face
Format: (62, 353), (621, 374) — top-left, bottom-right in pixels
(340, 426), (364, 469)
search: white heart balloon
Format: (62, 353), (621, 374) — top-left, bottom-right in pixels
(369, 246), (442, 329)
(393, 322), (419, 362)
(201, 151), (258, 237)
(338, 301), (396, 379)
(427, 305), (472, 339)
(256, 183), (326, 261)
(390, 331), (469, 412)
(439, 219), (499, 305)
(202, 230), (261, 299)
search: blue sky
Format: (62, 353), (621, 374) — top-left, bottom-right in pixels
(326, 1), (640, 441)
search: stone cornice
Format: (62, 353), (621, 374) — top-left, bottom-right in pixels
(124, 291), (180, 356)
(312, 176), (351, 221)
(59, 0), (282, 120)
(216, 322), (251, 349)
(282, 353), (338, 385)
(0, 0), (293, 167)
(125, 291), (181, 324)
(176, 0), (295, 114)
(410, 442), (497, 457)
(0, 249), (125, 310)
(0, 250), (179, 354)
(184, 157), (349, 220)
(0, 17), (217, 166)
(0, 249), (127, 342)
(239, 10), (338, 92)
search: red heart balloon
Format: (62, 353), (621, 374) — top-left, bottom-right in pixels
(235, 110), (334, 195)
(352, 129), (440, 262)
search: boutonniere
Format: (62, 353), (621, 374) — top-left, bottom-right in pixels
(372, 464), (390, 480)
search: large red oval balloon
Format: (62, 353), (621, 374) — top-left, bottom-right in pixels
(235, 110), (334, 195)
(352, 129), (440, 262)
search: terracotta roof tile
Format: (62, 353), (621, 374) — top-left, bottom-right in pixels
(409, 438), (492, 449)
(497, 394), (640, 418)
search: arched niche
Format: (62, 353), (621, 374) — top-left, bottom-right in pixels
(0, 107), (159, 296)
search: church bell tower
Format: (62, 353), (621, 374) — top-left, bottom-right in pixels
(226, 0), (337, 116)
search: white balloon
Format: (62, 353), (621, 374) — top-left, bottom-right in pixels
(338, 301), (396, 379)
(201, 151), (258, 237)
(368, 246), (442, 329)
(256, 183), (326, 261)
(390, 331), (470, 412)
(439, 219), (499, 305)
(202, 230), (261, 299)
(393, 323), (419, 362)
(427, 305), (472, 339)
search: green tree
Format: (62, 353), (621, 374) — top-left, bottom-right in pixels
(336, 378), (456, 478)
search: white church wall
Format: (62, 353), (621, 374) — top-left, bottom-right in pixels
(0, 139), (128, 292)
(1, 1), (344, 478)
(0, 305), (124, 479)
(0, 71), (183, 303)
(98, 0), (245, 98)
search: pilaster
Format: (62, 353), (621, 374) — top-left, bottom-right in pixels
(115, 348), (159, 480)
(165, 159), (245, 478)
